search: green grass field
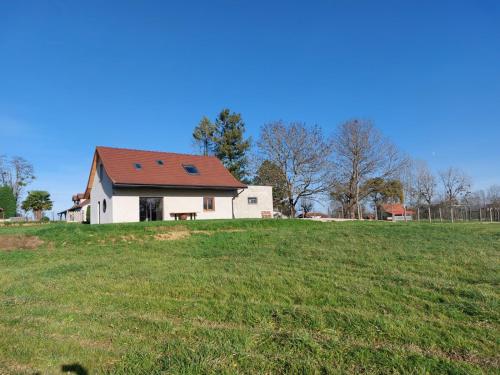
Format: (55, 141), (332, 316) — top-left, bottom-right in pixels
(0, 220), (498, 374)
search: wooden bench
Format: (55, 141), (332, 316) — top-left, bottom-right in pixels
(171, 212), (197, 220)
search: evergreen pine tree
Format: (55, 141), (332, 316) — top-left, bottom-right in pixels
(0, 185), (17, 218)
(192, 116), (216, 156)
(213, 108), (251, 181)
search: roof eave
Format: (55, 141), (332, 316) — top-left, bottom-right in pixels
(113, 182), (247, 190)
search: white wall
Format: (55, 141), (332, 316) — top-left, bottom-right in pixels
(233, 185), (273, 219)
(66, 210), (81, 223)
(112, 187), (236, 222)
(91, 184), (273, 224)
(112, 196), (139, 223)
(81, 204), (89, 222)
(90, 161), (114, 224)
(164, 189), (234, 220)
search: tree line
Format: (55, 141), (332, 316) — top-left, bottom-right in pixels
(2, 111), (496, 221)
(192, 109), (499, 218)
(0, 155), (52, 220)
(401, 162), (500, 221)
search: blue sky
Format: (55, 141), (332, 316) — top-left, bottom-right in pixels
(1, 0), (499, 213)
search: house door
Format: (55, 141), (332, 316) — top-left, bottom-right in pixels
(140, 197), (163, 221)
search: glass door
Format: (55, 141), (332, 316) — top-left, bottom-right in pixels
(140, 197), (163, 221)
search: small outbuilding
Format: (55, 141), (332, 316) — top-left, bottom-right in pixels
(381, 204), (414, 221)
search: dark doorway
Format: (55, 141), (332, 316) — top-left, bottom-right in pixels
(140, 197), (163, 221)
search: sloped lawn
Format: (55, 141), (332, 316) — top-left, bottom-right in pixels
(0, 220), (498, 374)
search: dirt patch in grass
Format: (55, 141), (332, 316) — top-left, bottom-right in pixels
(149, 225), (245, 234)
(154, 231), (191, 241)
(0, 235), (44, 251)
(82, 225), (250, 244)
(146, 225), (189, 233)
(151, 227), (246, 241)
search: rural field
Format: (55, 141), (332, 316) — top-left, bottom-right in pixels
(0, 220), (498, 374)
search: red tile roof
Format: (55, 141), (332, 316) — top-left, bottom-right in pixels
(91, 146), (246, 190)
(381, 204), (414, 215)
(60, 199), (89, 214)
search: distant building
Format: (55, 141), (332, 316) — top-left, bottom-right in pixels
(58, 193), (90, 222)
(381, 203), (414, 221)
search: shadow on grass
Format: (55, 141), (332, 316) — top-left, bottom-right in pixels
(61, 363), (88, 375)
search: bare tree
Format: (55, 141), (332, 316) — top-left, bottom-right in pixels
(399, 158), (419, 207)
(299, 197), (313, 217)
(469, 189), (487, 208)
(0, 155), (35, 207)
(414, 161), (436, 220)
(487, 185), (500, 207)
(257, 121), (334, 217)
(331, 119), (407, 218)
(462, 190), (489, 223)
(0, 155), (8, 186)
(439, 167), (471, 205)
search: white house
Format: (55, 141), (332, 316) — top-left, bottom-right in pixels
(58, 193), (90, 223)
(82, 146), (273, 224)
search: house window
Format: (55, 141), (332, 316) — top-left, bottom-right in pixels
(99, 163), (103, 178)
(248, 197), (258, 205)
(183, 164), (199, 174)
(156, 160), (164, 166)
(134, 163), (142, 170)
(102, 199), (107, 213)
(203, 197), (215, 211)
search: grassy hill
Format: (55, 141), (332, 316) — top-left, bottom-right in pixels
(0, 220), (498, 374)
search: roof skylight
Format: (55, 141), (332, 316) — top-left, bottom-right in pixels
(134, 163), (142, 170)
(183, 164), (199, 175)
